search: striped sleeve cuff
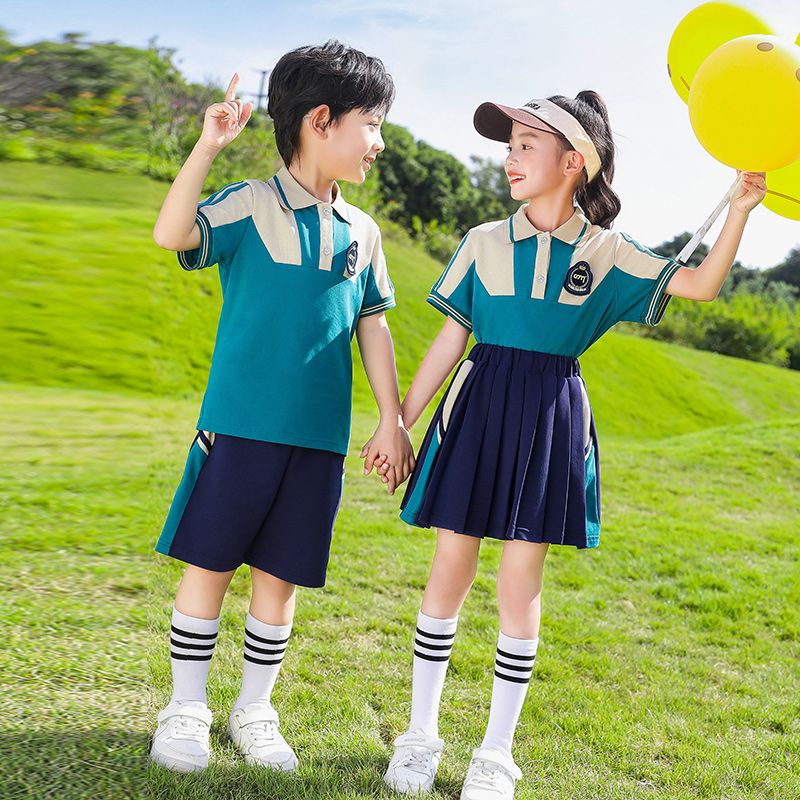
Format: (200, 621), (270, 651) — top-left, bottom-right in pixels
(359, 294), (396, 318)
(176, 210), (213, 271)
(427, 291), (472, 332)
(643, 260), (682, 326)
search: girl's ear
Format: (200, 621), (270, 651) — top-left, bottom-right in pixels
(563, 150), (585, 178)
(306, 104), (332, 138)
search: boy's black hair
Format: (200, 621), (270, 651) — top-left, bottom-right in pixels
(548, 91), (622, 229)
(267, 39), (395, 166)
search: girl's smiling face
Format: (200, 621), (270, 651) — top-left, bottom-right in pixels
(505, 120), (582, 201)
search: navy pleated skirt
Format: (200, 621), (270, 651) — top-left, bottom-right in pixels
(399, 342), (601, 548)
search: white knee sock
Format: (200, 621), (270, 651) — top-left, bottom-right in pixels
(234, 611), (293, 711)
(481, 631), (539, 755)
(169, 607), (220, 705)
(408, 610), (459, 737)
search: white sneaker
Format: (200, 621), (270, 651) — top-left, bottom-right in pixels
(460, 747), (522, 800)
(227, 701), (298, 771)
(150, 700), (212, 772)
(383, 730), (444, 794)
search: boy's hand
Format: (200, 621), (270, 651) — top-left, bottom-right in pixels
(198, 73), (253, 153)
(360, 420), (416, 495)
(731, 170), (767, 215)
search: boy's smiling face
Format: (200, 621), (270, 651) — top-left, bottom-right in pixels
(306, 106), (386, 184)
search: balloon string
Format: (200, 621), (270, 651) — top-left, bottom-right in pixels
(677, 173), (743, 264)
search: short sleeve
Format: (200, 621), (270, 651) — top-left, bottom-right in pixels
(177, 180), (254, 271)
(427, 232), (475, 331)
(613, 232), (682, 326)
(359, 230), (396, 318)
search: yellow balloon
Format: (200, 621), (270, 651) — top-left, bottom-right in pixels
(763, 158), (800, 221)
(667, 2), (773, 104)
(688, 35), (800, 172)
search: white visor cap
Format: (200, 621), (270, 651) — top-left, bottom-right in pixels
(474, 98), (603, 183)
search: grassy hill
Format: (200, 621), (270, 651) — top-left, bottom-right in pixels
(1, 162), (798, 800)
(3, 161), (800, 440)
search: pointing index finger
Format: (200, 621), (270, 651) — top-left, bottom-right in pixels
(225, 73), (239, 102)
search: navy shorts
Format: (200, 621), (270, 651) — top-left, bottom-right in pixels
(155, 431), (346, 587)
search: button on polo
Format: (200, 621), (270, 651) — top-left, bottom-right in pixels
(323, 246), (332, 255)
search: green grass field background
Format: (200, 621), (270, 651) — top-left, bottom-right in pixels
(1, 162), (798, 799)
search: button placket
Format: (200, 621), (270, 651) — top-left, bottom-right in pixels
(320, 205), (334, 270)
(531, 232), (551, 299)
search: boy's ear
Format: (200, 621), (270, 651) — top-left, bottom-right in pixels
(305, 104), (332, 138)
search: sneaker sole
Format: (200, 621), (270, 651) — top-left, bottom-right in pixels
(242, 752), (298, 771)
(149, 744), (208, 773)
(383, 773), (435, 795)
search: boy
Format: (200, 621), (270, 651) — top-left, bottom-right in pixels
(149, 40), (414, 773)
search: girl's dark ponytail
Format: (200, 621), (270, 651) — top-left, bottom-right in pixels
(548, 91), (622, 229)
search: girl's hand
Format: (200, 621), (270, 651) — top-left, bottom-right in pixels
(731, 170), (767, 215)
(198, 73), (253, 153)
(360, 422), (416, 495)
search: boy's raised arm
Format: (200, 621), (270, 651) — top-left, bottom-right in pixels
(153, 73), (253, 252)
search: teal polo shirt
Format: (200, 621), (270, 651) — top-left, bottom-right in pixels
(177, 164), (396, 455)
(428, 204), (682, 356)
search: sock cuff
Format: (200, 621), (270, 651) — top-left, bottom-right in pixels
(172, 606), (220, 635)
(245, 611), (293, 640)
(417, 610), (459, 636)
(497, 631), (539, 657)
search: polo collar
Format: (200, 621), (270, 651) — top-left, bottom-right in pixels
(509, 204), (588, 245)
(273, 163), (352, 224)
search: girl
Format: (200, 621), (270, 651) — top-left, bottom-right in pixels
(374, 91), (766, 799)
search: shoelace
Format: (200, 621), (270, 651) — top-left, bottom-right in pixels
(470, 760), (506, 791)
(245, 719), (278, 746)
(173, 717), (205, 739)
(399, 747), (432, 772)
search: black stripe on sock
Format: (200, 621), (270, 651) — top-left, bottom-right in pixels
(415, 626), (455, 641)
(243, 653), (285, 666)
(414, 638), (453, 651)
(170, 637), (216, 651)
(244, 642), (287, 656)
(245, 629), (291, 646)
(496, 647), (536, 662)
(494, 670), (531, 684)
(414, 649), (451, 662)
(171, 652), (213, 661)
(495, 659), (533, 672)
(171, 624), (218, 640)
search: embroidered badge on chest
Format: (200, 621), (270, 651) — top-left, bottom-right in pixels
(345, 241), (358, 276)
(564, 261), (593, 296)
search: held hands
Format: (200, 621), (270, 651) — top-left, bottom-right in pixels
(360, 417), (416, 495)
(198, 73), (253, 153)
(731, 171), (767, 215)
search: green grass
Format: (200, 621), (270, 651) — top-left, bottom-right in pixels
(1, 162), (799, 799)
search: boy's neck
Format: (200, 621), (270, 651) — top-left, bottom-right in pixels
(523, 192), (576, 232)
(286, 160), (338, 204)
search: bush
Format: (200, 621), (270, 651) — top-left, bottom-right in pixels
(627, 286), (799, 369)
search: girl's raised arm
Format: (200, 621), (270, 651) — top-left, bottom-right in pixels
(666, 171), (766, 302)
